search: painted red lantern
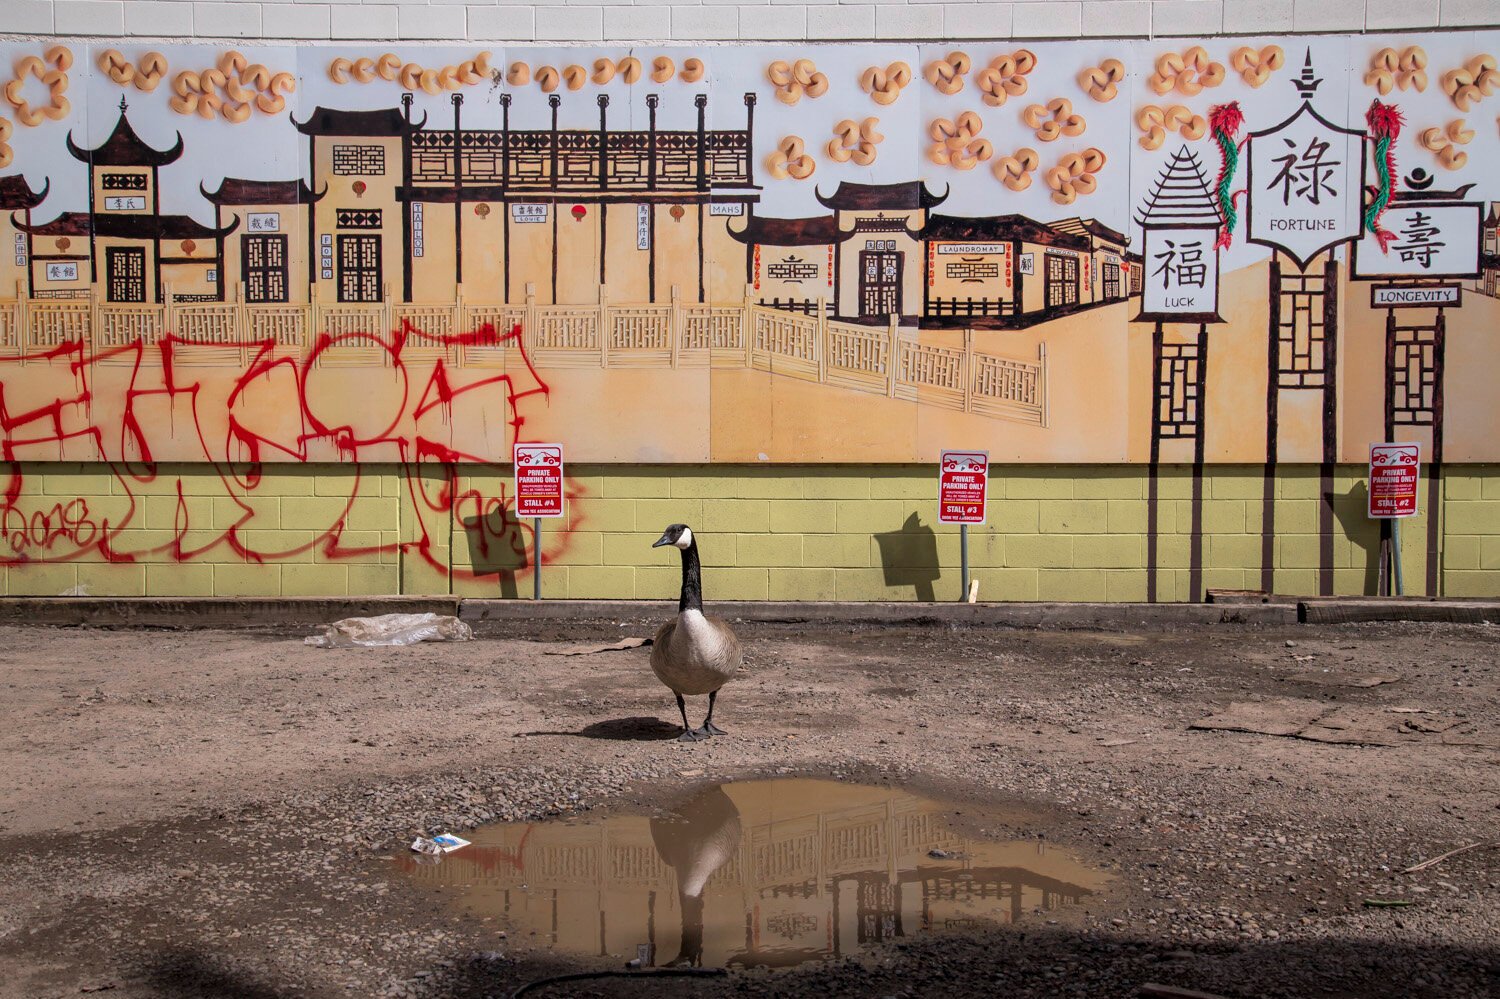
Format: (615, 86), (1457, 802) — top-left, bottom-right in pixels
(571, 204), (586, 221)
(669, 205), (685, 223)
(352, 180), (367, 198)
(181, 239), (197, 256)
(56, 237), (70, 252)
(475, 203), (491, 218)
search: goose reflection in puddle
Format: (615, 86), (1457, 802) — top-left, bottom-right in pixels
(393, 778), (1106, 970)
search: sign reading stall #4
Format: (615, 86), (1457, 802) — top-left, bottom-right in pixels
(1368, 443), (1420, 519)
(513, 443), (565, 518)
(938, 450), (989, 524)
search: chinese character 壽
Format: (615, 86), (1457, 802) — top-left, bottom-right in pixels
(1392, 211), (1445, 269)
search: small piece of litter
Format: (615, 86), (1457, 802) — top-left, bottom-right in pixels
(1362, 898), (1414, 908)
(928, 848), (951, 859)
(1099, 739), (1137, 747)
(679, 769), (704, 778)
(411, 834), (471, 856)
(305, 613), (472, 648)
(1402, 840), (1498, 874)
(1140, 985), (1231, 999)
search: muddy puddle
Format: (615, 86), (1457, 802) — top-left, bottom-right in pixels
(394, 778), (1107, 970)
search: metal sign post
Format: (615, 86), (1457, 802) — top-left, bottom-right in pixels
(960, 524), (969, 600)
(1368, 442), (1420, 596)
(938, 450), (989, 602)
(514, 443), (566, 600)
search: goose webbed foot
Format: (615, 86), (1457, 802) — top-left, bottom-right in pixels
(699, 721), (727, 737)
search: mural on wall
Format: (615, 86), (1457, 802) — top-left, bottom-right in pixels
(0, 34), (1497, 593)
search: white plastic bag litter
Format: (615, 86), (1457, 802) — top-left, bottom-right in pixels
(411, 834), (471, 855)
(304, 612), (473, 648)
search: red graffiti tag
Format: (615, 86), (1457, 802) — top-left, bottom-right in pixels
(0, 322), (582, 587)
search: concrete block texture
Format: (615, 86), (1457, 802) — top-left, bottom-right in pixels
(14, 0), (1495, 42)
(0, 463), (1495, 600)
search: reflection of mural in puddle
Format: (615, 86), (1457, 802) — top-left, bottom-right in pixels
(392, 778), (1106, 970)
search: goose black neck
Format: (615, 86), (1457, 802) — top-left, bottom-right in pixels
(678, 539), (703, 613)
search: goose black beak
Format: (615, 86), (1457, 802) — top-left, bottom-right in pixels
(652, 534), (672, 548)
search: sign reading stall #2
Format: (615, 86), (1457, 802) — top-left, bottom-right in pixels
(1368, 443), (1420, 519)
(938, 450), (989, 524)
(513, 443), (565, 518)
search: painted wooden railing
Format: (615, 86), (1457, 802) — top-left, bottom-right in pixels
(0, 285), (1047, 426)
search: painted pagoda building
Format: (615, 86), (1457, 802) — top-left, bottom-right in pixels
(19, 98), (238, 304)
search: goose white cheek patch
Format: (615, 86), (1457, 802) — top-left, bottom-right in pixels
(674, 528), (694, 549)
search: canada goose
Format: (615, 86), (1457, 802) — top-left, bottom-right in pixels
(648, 786), (742, 967)
(650, 524), (742, 742)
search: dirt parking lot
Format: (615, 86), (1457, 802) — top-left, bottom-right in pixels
(0, 616), (1497, 999)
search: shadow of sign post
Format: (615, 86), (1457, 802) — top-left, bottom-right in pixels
(875, 512), (943, 602)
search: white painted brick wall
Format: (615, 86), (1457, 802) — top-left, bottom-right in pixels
(1222, 0), (1295, 32)
(5, 0), (1495, 41)
(1082, 1), (1153, 36)
(52, 0), (124, 35)
(331, 4), (398, 39)
(192, 2), (264, 38)
(5, 0), (55, 32)
(125, 2), (197, 36)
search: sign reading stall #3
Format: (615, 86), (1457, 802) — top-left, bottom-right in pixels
(1368, 443), (1420, 519)
(513, 443), (565, 518)
(938, 450), (989, 525)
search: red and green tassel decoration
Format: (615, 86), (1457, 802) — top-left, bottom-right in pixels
(1364, 100), (1404, 253)
(1208, 102), (1245, 250)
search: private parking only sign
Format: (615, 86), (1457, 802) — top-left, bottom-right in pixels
(939, 451), (989, 524)
(513, 443), (565, 518)
(1368, 443), (1420, 519)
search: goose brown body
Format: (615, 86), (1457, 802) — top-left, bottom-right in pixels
(651, 609), (741, 696)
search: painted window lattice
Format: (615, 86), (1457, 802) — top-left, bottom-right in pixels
(244, 234), (288, 304)
(945, 261), (1001, 281)
(767, 261), (820, 281)
(101, 173), (147, 190)
(332, 144), (385, 176)
(336, 209), (382, 230)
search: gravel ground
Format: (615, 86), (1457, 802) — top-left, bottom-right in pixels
(0, 617), (1496, 999)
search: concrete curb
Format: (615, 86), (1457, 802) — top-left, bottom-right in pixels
(0, 596), (463, 629)
(0, 596), (1493, 630)
(460, 599), (1299, 628)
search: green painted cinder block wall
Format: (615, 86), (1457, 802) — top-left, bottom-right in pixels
(2, 464), (1496, 600)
